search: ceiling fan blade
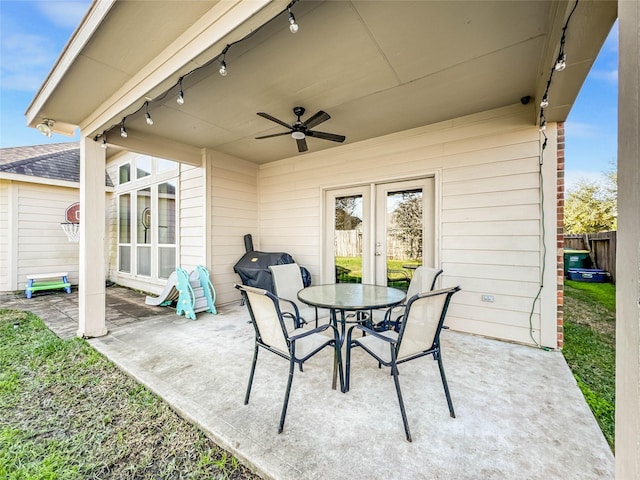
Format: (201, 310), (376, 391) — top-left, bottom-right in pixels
(303, 111), (330, 129)
(257, 112), (291, 129)
(255, 132), (291, 139)
(306, 130), (346, 143)
(296, 138), (308, 152)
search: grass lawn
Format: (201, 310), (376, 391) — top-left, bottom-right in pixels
(0, 309), (259, 479)
(562, 280), (616, 451)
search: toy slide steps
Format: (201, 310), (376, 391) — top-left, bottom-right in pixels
(145, 265), (216, 320)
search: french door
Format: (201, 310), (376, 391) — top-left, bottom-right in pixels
(324, 177), (435, 289)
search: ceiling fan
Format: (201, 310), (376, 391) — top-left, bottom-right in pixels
(255, 106), (346, 153)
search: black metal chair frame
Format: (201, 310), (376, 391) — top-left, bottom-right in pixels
(379, 268), (444, 331)
(236, 284), (344, 433)
(345, 285), (460, 442)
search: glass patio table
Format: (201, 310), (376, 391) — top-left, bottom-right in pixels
(297, 283), (406, 390)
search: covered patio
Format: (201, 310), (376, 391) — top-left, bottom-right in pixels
(3, 288), (614, 479)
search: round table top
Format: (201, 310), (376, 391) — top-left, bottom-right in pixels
(297, 283), (406, 311)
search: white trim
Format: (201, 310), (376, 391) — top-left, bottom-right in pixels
(8, 182), (18, 291)
(80, 0), (283, 136)
(25, 1), (116, 128)
(0, 172), (79, 189)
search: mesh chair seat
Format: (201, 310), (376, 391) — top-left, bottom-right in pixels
(345, 286), (460, 442)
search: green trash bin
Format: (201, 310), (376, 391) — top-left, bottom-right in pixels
(564, 249), (591, 276)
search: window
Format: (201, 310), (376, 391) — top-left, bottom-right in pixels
(119, 163), (131, 185)
(117, 156), (178, 281)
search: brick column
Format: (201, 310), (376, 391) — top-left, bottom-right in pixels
(556, 122), (565, 348)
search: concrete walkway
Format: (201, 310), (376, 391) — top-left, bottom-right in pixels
(2, 287), (614, 479)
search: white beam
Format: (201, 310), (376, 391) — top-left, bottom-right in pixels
(616, 1), (640, 478)
(77, 136), (107, 338)
(106, 130), (202, 167)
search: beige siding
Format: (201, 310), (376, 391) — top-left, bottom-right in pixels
(0, 181), (9, 290)
(208, 152), (258, 305)
(179, 163), (205, 270)
(14, 183), (79, 289)
(256, 104), (556, 346)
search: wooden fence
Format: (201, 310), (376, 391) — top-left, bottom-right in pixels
(564, 231), (617, 283)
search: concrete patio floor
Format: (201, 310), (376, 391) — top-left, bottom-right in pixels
(2, 286), (614, 479)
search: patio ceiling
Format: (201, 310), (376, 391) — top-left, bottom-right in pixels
(27, 0), (616, 164)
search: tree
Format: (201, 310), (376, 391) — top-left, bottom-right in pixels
(564, 170), (617, 234)
(335, 197), (362, 230)
(391, 193), (422, 259)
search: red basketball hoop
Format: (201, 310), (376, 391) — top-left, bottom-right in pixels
(61, 202), (80, 242)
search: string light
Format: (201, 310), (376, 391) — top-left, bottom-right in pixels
(101, 131), (108, 149)
(219, 45), (229, 76)
(537, 0), (578, 132)
(288, 8), (298, 33)
(177, 77), (185, 105)
(120, 118), (128, 138)
(145, 101), (154, 125)
(92, 0), (305, 143)
(540, 94), (549, 109)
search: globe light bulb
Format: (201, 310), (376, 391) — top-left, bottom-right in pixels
(219, 61), (227, 77)
(555, 53), (566, 71)
(540, 95), (549, 109)
(177, 90), (184, 105)
(145, 112), (154, 126)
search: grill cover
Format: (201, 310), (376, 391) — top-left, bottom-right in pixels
(234, 251), (295, 292)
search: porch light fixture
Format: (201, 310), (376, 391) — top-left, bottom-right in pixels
(177, 77), (185, 105)
(36, 119), (55, 137)
(145, 102), (154, 125)
(120, 118), (128, 138)
(288, 8), (299, 33)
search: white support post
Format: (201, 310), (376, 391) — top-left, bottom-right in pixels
(616, 1), (640, 477)
(77, 136), (107, 338)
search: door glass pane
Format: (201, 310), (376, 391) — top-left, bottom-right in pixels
(137, 187), (152, 245)
(119, 246), (131, 273)
(334, 195), (363, 284)
(158, 181), (176, 244)
(137, 246), (151, 276)
(386, 189), (422, 290)
(158, 247), (176, 279)
(118, 194), (131, 243)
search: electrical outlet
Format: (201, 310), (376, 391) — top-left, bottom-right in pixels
(481, 294), (495, 303)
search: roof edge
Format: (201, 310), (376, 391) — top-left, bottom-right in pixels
(24, 0), (116, 129)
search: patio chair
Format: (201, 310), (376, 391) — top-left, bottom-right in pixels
(236, 284), (343, 433)
(369, 267), (444, 331)
(269, 263), (321, 327)
(345, 285), (461, 442)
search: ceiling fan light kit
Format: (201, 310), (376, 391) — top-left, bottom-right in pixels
(256, 106), (346, 153)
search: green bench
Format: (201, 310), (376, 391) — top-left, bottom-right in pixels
(25, 272), (72, 298)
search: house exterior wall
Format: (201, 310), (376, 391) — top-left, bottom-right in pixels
(0, 181), (10, 290)
(256, 104), (558, 347)
(208, 152), (259, 305)
(0, 179), (79, 291)
(104, 150), (259, 306)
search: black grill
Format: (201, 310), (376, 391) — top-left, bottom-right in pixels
(234, 235), (310, 292)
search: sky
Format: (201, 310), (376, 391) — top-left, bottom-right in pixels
(0, 1), (618, 191)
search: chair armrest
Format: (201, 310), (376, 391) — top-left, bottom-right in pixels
(288, 323), (334, 340)
(355, 325), (398, 344)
